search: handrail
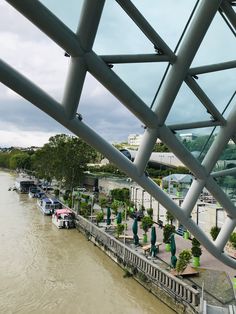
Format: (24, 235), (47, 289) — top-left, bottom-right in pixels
(76, 215), (200, 307)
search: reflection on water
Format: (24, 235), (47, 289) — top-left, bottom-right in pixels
(0, 171), (174, 314)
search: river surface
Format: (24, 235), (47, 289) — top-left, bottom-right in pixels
(0, 171), (174, 314)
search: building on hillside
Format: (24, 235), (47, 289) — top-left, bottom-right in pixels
(179, 133), (197, 141)
(128, 134), (162, 146)
(128, 134), (143, 146)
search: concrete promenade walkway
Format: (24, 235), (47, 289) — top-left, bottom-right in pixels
(110, 217), (236, 307)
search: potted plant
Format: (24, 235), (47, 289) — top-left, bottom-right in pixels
(210, 226), (221, 241)
(141, 215), (153, 244)
(183, 229), (190, 240)
(191, 237), (202, 267)
(176, 249), (192, 274)
(116, 223), (125, 238)
(163, 224), (175, 252)
(96, 211), (104, 226)
(147, 208), (153, 218)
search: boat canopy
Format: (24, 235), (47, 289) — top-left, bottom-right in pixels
(55, 209), (73, 215)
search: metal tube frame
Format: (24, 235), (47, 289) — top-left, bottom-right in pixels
(2, 0), (236, 268)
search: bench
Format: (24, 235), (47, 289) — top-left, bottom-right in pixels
(142, 242), (162, 255)
(118, 235), (133, 240)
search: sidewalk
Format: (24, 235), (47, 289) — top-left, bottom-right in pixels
(108, 217), (236, 307)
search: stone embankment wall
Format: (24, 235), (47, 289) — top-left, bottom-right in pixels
(76, 215), (200, 314)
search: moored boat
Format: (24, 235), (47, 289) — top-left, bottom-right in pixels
(28, 187), (41, 198)
(37, 197), (61, 215)
(14, 177), (35, 193)
(52, 209), (75, 229)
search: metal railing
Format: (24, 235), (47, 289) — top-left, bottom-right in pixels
(77, 215), (200, 308)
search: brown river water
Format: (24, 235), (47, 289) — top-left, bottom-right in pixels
(0, 171), (174, 314)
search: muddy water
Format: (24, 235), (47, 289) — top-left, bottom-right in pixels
(0, 171), (174, 314)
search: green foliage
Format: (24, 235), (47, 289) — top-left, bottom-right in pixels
(191, 246), (202, 257)
(9, 152), (32, 170)
(147, 208), (153, 217)
(191, 237), (202, 258)
(99, 196), (107, 208)
(230, 232), (236, 249)
(153, 143), (170, 152)
(192, 237), (200, 247)
(111, 200), (122, 215)
(116, 223), (125, 237)
(176, 250), (192, 274)
(210, 226), (221, 241)
(96, 211), (104, 225)
(110, 188), (130, 203)
(166, 211), (175, 224)
(163, 224), (175, 243)
(141, 215), (153, 234)
(32, 134), (96, 189)
(182, 135), (214, 155)
(54, 189), (60, 197)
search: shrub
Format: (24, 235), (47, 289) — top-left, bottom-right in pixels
(192, 237), (200, 247)
(230, 232), (236, 249)
(116, 223), (125, 237)
(96, 211), (104, 225)
(191, 246), (202, 257)
(210, 226), (221, 241)
(176, 250), (192, 274)
(147, 208), (153, 217)
(141, 216), (153, 234)
(163, 224), (175, 243)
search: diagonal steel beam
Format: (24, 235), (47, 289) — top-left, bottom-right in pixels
(220, 0), (236, 29)
(85, 51), (159, 129)
(168, 120), (221, 131)
(185, 76), (226, 124)
(115, 0), (176, 61)
(100, 54), (171, 64)
(189, 60), (236, 75)
(62, 0), (105, 119)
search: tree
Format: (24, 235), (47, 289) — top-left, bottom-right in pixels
(210, 226), (221, 241)
(176, 250), (192, 274)
(32, 134), (97, 189)
(9, 152), (32, 170)
(141, 216), (153, 234)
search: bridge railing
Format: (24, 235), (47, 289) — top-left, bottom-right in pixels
(77, 215), (200, 308)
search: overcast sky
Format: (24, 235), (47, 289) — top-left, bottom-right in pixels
(0, 0), (235, 147)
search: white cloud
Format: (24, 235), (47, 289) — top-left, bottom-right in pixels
(0, 128), (58, 148)
(0, 0), (235, 148)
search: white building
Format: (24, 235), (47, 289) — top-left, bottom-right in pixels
(128, 134), (143, 146)
(179, 133), (197, 141)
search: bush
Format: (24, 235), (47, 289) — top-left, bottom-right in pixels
(116, 223), (125, 237)
(163, 224), (175, 243)
(147, 208), (153, 217)
(210, 226), (221, 241)
(191, 246), (202, 257)
(230, 232), (236, 249)
(176, 250), (192, 274)
(141, 216), (153, 234)
(192, 237), (200, 247)
(96, 211), (104, 225)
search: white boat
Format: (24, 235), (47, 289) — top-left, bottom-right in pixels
(15, 177), (35, 193)
(37, 197), (61, 215)
(52, 209), (75, 229)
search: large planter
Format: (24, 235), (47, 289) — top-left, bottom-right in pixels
(165, 243), (171, 252)
(143, 233), (148, 244)
(184, 231), (190, 240)
(192, 256), (200, 267)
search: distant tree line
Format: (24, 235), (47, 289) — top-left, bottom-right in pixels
(0, 134), (98, 190)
